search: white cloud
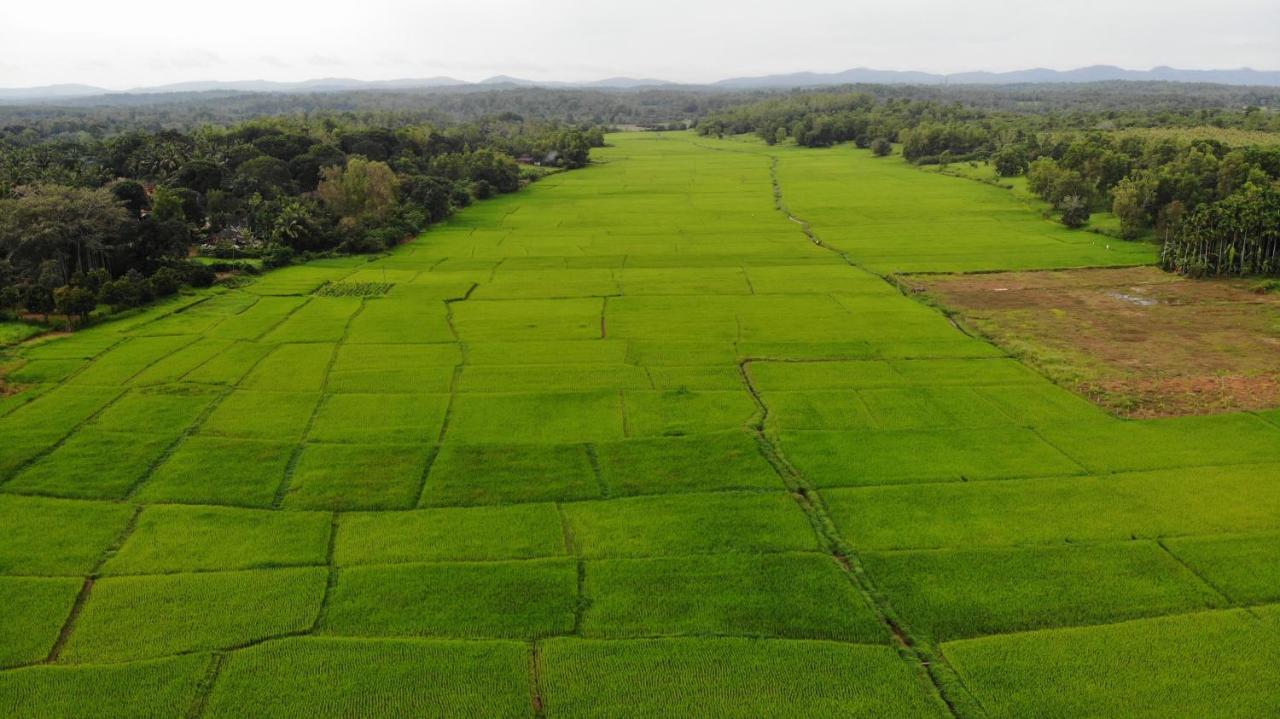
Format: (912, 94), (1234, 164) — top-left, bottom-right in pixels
(0, 0), (1276, 88)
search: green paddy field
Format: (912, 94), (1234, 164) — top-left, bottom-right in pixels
(1, 132), (1277, 717)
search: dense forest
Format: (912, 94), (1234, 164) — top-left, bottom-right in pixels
(5, 81), (1279, 144)
(698, 91), (1280, 276)
(0, 115), (603, 324)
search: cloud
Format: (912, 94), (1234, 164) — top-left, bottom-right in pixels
(149, 49), (222, 71)
(1, 0), (1276, 88)
(257, 55), (293, 69)
(306, 54), (345, 68)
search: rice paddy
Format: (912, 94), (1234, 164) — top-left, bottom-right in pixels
(0, 131), (1275, 716)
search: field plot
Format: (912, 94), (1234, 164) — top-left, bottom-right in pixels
(0, 131), (1277, 716)
(912, 266), (1280, 416)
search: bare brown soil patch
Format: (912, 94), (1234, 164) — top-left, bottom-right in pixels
(908, 267), (1280, 417)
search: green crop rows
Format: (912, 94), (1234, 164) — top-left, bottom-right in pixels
(0, 132), (1276, 717)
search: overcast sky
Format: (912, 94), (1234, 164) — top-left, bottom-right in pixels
(2, 0), (1277, 89)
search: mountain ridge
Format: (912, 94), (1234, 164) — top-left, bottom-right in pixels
(4, 65), (1279, 101)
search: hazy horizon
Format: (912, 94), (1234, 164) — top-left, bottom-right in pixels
(2, 0), (1278, 89)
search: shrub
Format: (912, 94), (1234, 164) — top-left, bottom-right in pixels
(993, 145), (1030, 177)
(53, 285), (98, 326)
(1059, 195), (1091, 228)
(260, 244), (295, 269)
(182, 263), (218, 288)
(870, 138), (892, 157)
(149, 268), (182, 298)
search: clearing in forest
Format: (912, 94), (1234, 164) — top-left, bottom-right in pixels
(0, 132), (1277, 718)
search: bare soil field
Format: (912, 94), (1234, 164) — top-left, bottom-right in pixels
(909, 267), (1280, 417)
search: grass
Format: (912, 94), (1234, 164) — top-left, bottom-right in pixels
(282, 443), (429, 510)
(0, 131), (1276, 714)
(540, 637), (949, 718)
(943, 608), (1280, 719)
(0, 654), (209, 719)
(135, 437), (294, 507)
(561, 491), (819, 558)
(66, 335), (193, 387)
(323, 558), (577, 639)
(0, 320), (45, 348)
(335, 503), (567, 565)
(1163, 532), (1280, 604)
(102, 504), (331, 574)
(862, 541), (1223, 641)
(779, 427), (1084, 486)
(307, 393), (448, 444)
(5, 430), (175, 499)
(594, 431), (781, 495)
(0, 494), (134, 575)
(87, 384), (219, 434)
(200, 391), (320, 441)
(0, 575), (83, 667)
(824, 463), (1280, 550)
(202, 637), (531, 718)
(448, 391), (625, 443)
(423, 442), (600, 505)
(239, 343), (335, 392)
(205, 296), (307, 340)
(60, 567), (326, 663)
(581, 552), (885, 642)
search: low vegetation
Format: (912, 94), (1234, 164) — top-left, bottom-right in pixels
(699, 91), (1280, 276)
(914, 266), (1280, 416)
(0, 129), (1276, 717)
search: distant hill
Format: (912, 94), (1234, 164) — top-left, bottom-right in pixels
(478, 75), (673, 89)
(0, 83), (110, 100)
(3, 66), (1279, 102)
(122, 77), (469, 94)
(714, 65), (1280, 88)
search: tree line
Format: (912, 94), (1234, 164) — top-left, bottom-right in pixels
(697, 91), (1280, 276)
(0, 115), (604, 326)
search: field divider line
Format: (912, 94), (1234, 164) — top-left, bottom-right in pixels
(272, 299), (361, 509)
(184, 652), (227, 719)
(44, 577), (94, 664)
(555, 503), (577, 556)
(413, 445), (443, 508)
(488, 257), (507, 284)
(583, 443), (611, 499)
(45, 503), (144, 663)
(617, 390), (630, 438)
(249, 295), (313, 343)
(123, 387), (235, 501)
(1023, 425), (1094, 477)
(528, 641), (547, 718)
(125, 292), (221, 333)
(113, 334), (208, 387)
(572, 559), (587, 636)
(738, 358), (973, 719)
(308, 513), (343, 635)
(436, 283), (476, 447)
(0, 385), (131, 487)
(273, 386), (331, 508)
(0, 335), (130, 412)
(1155, 539), (1236, 606)
(193, 292), (262, 342)
(124, 333), (289, 501)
